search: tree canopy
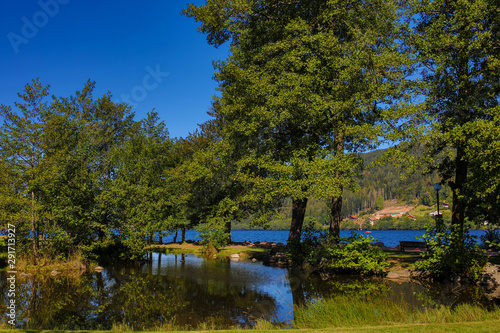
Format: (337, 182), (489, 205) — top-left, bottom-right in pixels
(184, 0), (413, 242)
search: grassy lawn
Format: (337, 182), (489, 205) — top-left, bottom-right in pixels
(2, 320), (500, 332)
(147, 243), (271, 260)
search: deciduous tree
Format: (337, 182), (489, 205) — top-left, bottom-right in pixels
(185, 0), (411, 242)
(404, 0), (500, 232)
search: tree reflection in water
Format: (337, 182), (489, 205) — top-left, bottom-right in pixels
(1, 254), (278, 330)
(1, 252), (498, 330)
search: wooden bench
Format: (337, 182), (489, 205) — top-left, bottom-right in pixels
(399, 241), (427, 252)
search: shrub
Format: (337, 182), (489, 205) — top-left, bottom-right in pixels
(318, 233), (388, 275)
(295, 227), (388, 275)
(196, 217), (229, 254)
(414, 225), (487, 281)
(480, 228), (500, 251)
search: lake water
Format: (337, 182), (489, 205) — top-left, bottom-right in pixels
(1, 229), (493, 330)
(163, 229), (488, 247)
(2, 253), (497, 329)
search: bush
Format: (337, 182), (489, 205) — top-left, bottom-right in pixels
(318, 233), (388, 275)
(196, 217), (229, 254)
(480, 228), (500, 251)
(295, 227), (388, 275)
(285, 222), (326, 264)
(414, 225), (487, 281)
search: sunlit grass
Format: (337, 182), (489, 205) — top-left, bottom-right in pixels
(148, 243), (270, 260)
(293, 296), (500, 330)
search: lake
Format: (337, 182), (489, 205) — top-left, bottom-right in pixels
(162, 229), (488, 247)
(1, 237), (496, 330)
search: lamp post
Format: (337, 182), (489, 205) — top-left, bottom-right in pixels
(433, 183), (442, 229)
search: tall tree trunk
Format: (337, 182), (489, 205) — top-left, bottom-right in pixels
(451, 145), (468, 233)
(329, 192), (343, 240)
(329, 132), (344, 241)
(31, 190), (38, 265)
(225, 219), (231, 244)
(181, 227), (186, 243)
(288, 197), (308, 243)
(173, 230), (178, 243)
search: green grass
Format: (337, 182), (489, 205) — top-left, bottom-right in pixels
(2, 320), (500, 332)
(384, 250), (422, 259)
(293, 296), (500, 331)
(147, 243), (271, 260)
(3, 296), (498, 332)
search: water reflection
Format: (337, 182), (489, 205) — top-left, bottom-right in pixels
(1, 253), (498, 330)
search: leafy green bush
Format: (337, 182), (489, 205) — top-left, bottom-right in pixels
(294, 227), (388, 275)
(318, 233), (388, 275)
(480, 228), (500, 251)
(287, 222), (327, 264)
(414, 225), (487, 281)
(196, 217), (229, 253)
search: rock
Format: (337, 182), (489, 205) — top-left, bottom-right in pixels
(252, 258), (257, 262)
(51, 270), (61, 276)
(386, 270), (411, 280)
(94, 266), (104, 272)
(277, 242), (285, 247)
(213, 254), (218, 259)
(20, 272), (32, 278)
(230, 253), (240, 259)
(478, 263), (500, 287)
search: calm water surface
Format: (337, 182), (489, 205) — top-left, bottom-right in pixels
(1, 247), (496, 330)
(163, 229), (487, 247)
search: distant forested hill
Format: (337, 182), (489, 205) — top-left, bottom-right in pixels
(233, 149), (451, 230)
(341, 149), (450, 217)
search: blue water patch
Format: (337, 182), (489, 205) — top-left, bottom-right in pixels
(161, 229), (487, 247)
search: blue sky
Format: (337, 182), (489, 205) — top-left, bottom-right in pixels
(0, 0), (229, 139)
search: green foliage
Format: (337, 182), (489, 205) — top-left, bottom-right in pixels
(375, 195), (385, 210)
(96, 235), (147, 263)
(396, 0), (500, 228)
(415, 225), (488, 281)
(286, 222), (327, 264)
(0, 80), (177, 263)
(196, 218), (229, 252)
(294, 295), (500, 330)
(342, 149), (446, 218)
(185, 0), (411, 243)
(480, 228), (500, 251)
(294, 226), (388, 275)
(318, 233), (389, 275)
